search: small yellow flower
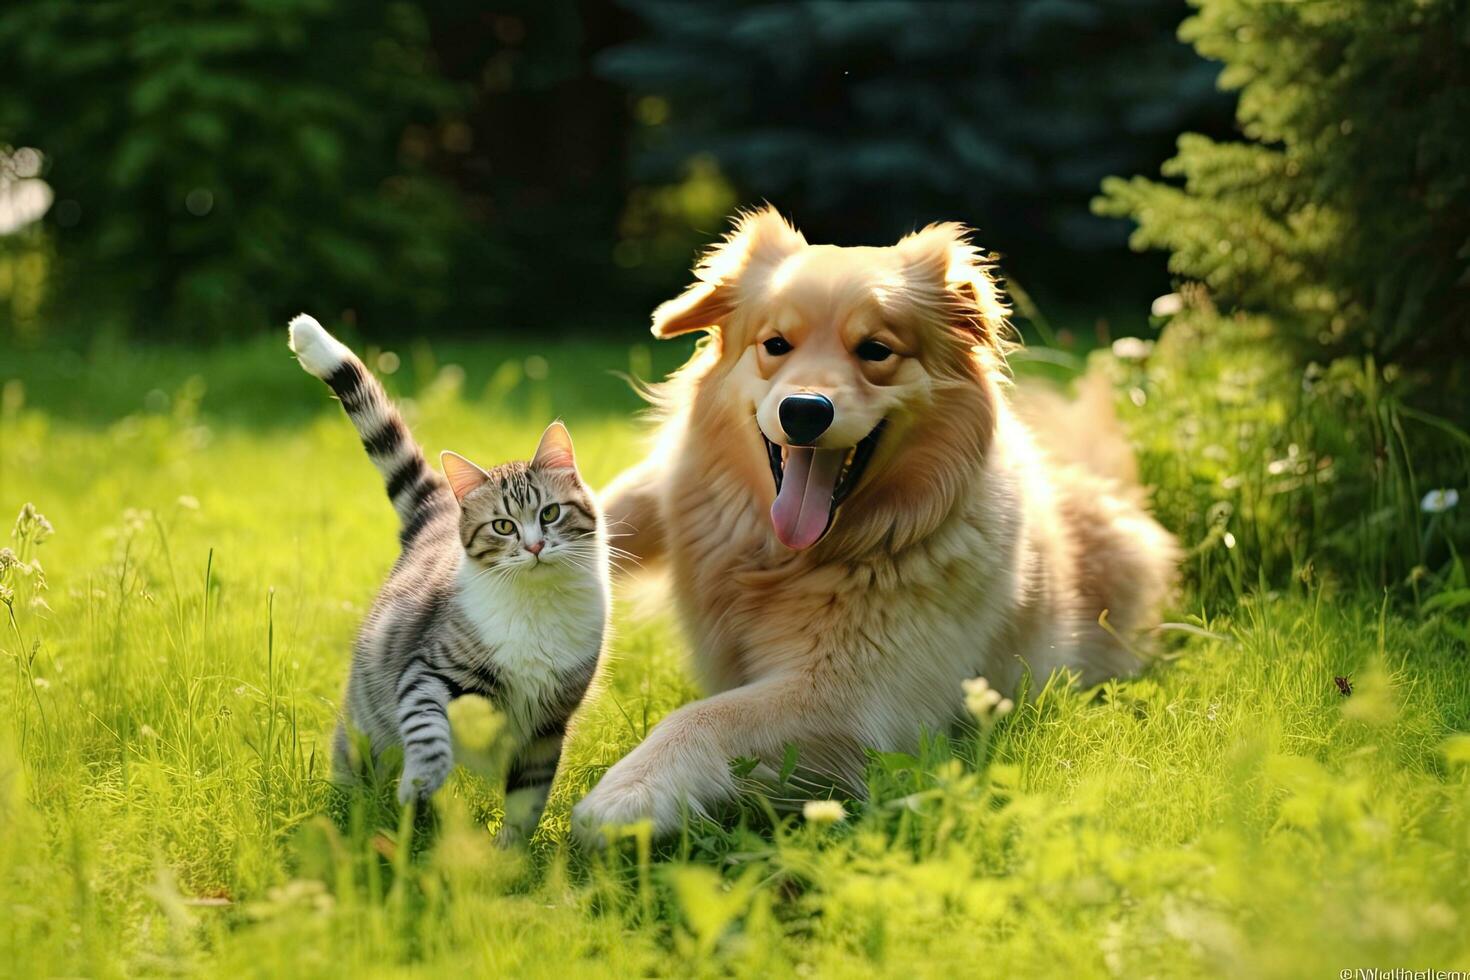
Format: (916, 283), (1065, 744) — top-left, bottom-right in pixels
(802, 800), (846, 825)
(961, 676), (989, 696)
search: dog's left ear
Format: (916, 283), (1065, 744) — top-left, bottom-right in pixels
(652, 206), (806, 338)
(651, 280), (734, 340)
(896, 223), (1009, 348)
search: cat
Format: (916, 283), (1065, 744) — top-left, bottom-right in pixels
(287, 314), (609, 820)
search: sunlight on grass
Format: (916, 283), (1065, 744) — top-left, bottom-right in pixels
(2, 335), (1468, 977)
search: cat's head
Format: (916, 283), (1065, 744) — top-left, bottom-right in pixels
(439, 422), (602, 576)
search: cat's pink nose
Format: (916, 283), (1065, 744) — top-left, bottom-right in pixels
(525, 541), (544, 556)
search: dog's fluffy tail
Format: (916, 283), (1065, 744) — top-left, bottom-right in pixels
(1014, 370), (1141, 490)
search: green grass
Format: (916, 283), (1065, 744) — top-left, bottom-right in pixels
(2, 329), (1468, 978)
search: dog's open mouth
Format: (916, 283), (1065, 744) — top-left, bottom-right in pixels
(762, 421), (885, 550)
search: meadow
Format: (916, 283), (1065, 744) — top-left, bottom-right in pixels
(2, 324), (1468, 978)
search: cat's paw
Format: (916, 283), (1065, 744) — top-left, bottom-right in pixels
(397, 754), (452, 806)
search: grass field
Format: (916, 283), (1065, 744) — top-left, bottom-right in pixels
(3, 327), (1469, 977)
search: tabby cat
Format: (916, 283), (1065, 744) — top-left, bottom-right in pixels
(288, 314), (609, 817)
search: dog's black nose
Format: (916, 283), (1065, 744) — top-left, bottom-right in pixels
(778, 393), (835, 446)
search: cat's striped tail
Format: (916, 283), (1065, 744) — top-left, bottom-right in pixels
(288, 314), (454, 543)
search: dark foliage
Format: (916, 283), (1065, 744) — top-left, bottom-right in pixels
(0, 0), (473, 339)
(1096, 0), (1470, 377)
(0, 1), (655, 340)
(415, 1), (644, 332)
(599, 0), (1233, 305)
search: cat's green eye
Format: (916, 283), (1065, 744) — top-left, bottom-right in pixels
(540, 503), (561, 524)
(491, 518), (516, 536)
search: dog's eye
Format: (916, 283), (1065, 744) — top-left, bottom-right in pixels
(856, 340), (893, 362)
(762, 336), (793, 356)
(492, 519), (516, 535)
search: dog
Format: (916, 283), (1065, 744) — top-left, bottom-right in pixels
(572, 207), (1178, 840)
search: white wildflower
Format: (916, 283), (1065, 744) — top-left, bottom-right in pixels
(1421, 489), (1459, 514)
(802, 800), (846, 825)
(176, 495), (200, 510)
(964, 676), (1006, 721)
(1111, 337), (1154, 361)
(32, 676), (49, 689)
(1150, 292), (1183, 317)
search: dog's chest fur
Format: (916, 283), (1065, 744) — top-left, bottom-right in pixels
(664, 448), (1043, 742)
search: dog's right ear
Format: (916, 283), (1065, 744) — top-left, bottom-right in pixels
(651, 206), (806, 339)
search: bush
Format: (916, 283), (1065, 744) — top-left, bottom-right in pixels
(0, 0), (468, 340)
(1106, 296), (1469, 602)
(1095, 0), (1470, 377)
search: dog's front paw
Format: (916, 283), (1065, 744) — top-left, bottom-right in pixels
(572, 745), (734, 846)
(397, 754), (452, 806)
(571, 765), (669, 846)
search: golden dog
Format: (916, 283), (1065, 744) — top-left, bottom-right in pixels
(572, 208), (1177, 839)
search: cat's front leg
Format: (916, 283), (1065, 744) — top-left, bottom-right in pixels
(495, 730), (565, 842)
(571, 674), (846, 842)
(395, 659), (454, 805)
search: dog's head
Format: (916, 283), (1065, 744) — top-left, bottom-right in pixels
(653, 207), (1009, 552)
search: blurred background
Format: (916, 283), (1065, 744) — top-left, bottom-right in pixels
(0, 0), (1239, 346)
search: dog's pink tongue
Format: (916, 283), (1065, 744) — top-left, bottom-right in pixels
(770, 447), (844, 550)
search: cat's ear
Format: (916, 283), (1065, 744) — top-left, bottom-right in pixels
(441, 451), (489, 502)
(532, 421), (577, 472)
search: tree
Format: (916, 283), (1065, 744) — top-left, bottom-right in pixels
(1095, 0), (1470, 372)
(0, 0), (467, 339)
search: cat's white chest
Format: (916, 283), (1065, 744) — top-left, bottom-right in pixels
(454, 559), (606, 733)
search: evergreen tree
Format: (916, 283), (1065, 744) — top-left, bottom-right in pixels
(0, 1), (467, 339)
(598, 0), (1232, 303)
(1096, 0), (1470, 371)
